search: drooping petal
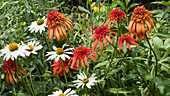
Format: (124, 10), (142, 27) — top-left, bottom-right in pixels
(93, 39), (99, 50)
(99, 38), (103, 51)
(87, 55), (97, 61)
(54, 26), (60, 41)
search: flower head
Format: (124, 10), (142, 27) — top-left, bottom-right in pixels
(48, 88), (78, 96)
(28, 16), (47, 34)
(71, 46), (98, 69)
(3, 59), (24, 84)
(46, 44), (73, 61)
(51, 59), (77, 76)
(23, 40), (43, 56)
(104, 9), (126, 28)
(128, 6), (156, 40)
(0, 42), (29, 60)
(118, 35), (138, 51)
(73, 72), (97, 88)
(46, 10), (73, 41)
(90, 26), (117, 51)
(91, 2), (103, 11)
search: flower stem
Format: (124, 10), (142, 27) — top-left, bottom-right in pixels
(43, 31), (51, 51)
(60, 59), (68, 88)
(145, 34), (158, 96)
(16, 59), (35, 96)
(28, 63), (35, 94)
(105, 19), (120, 79)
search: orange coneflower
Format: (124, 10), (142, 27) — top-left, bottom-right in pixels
(104, 9), (126, 28)
(46, 10), (73, 41)
(128, 6), (156, 40)
(3, 59), (24, 84)
(51, 59), (78, 76)
(90, 26), (117, 51)
(118, 35), (138, 52)
(71, 46), (98, 69)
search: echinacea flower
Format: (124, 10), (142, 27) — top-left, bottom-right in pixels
(28, 16), (47, 34)
(48, 88), (78, 96)
(3, 59), (24, 84)
(46, 44), (73, 61)
(118, 35), (138, 52)
(91, 2), (103, 11)
(0, 42), (29, 60)
(24, 40), (43, 56)
(104, 9), (126, 28)
(73, 72), (97, 88)
(71, 46), (98, 69)
(90, 26), (117, 51)
(128, 6), (156, 40)
(51, 59), (77, 76)
(46, 10), (73, 41)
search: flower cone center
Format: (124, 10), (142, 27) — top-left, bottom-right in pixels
(58, 93), (66, 96)
(55, 48), (64, 55)
(36, 19), (44, 25)
(8, 43), (19, 52)
(26, 45), (34, 51)
(82, 78), (89, 84)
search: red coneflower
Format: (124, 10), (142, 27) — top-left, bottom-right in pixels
(118, 35), (138, 52)
(46, 10), (73, 41)
(90, 26), (117, 51)
(51, 59), (77, 76)
(3, 59), (24, 84)
(71, 46), (98, 69)
(105, 9), (126, 28)
(128, 6), (156, 40)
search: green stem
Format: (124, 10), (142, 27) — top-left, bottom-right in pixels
(145, 34), (158, 96)
(28, 63), (35, 94)
(43, 31), (51, 51)
(105, 19), (120, 79)
(17, 59), (35, 96)
(15, 60), (30, 94)
(60, 59), (68, 88)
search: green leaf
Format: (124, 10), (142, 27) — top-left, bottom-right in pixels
(107, 88), (132, 94)
(108, 68), (122, 75)
(78, 6), (90, 14)
(126, 74), (138, 80)
(153, 33), (170, 38)
(17, 93), (31, 96)
(151, 1), (170, 6)
(153, 77), (165, 94)
(0, 2), (8, 10)
(93, 61), (109, 70)
(118, 2), (125, 11)
(127, 3), (139, 12)
(164, 38), (170, 49)
(153, 37), (163, 47)
(125, 0), (130, 7)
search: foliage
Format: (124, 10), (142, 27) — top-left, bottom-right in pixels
(0, 0), (169, 96)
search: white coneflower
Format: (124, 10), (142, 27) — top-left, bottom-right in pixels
(46, 44), (74, 61)
(73, 72), (97, 89)
(24, 40), (43, 56)
(48, 88), (78, 96)
(0, 42), (29, 60)
(28, 16), (47, 34)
